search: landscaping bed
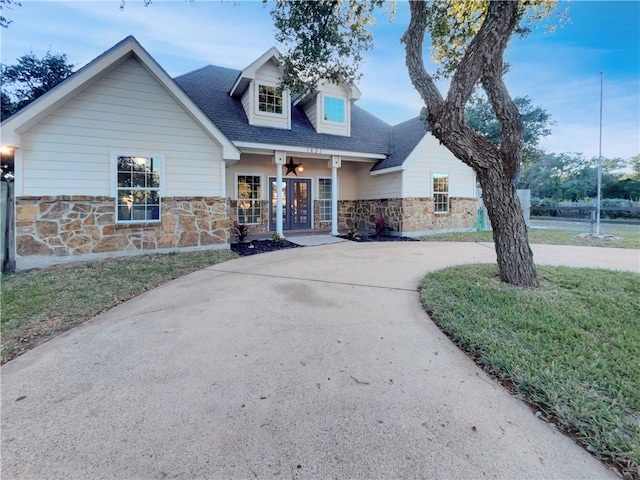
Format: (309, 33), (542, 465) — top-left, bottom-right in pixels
(339, 233), (418, 242)
(230, 239), (302, 256)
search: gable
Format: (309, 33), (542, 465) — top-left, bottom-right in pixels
(2, 36), (239, 163)
(18, 56), (230, 197)
(240, 59), (291, 130)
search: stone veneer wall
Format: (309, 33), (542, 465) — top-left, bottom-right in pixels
(16, 196), (230, 257)
(352, 197), (477, 234)
(312, 200), (356, 231)
(229, 200), (270, 235)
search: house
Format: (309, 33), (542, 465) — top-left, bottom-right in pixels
(0, 36), (477, 269)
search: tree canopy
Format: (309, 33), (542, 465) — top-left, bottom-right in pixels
(271, 0), (569, 286)
(1, 51), (75, 118)
(0, 0), (21, 28)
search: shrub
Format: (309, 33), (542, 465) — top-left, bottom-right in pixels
(374, 215), (388, 236)
(232, 222), (249, 243)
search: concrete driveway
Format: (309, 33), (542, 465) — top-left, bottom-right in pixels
(2, 242), (637, 479)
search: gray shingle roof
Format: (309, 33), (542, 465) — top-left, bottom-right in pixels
(174, 64), (423, 169)
(372, 117), (429, 171)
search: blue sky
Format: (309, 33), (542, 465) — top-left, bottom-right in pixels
(1, 0), (638, 161)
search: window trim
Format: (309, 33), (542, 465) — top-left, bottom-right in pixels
(110, 151), (165, 224)
(255, 82), (285, 117)
(432, 172), (450, 214)
(235, 173), (263, 225)
(317, 177), (333, 222)
(322, 94), (346, 125)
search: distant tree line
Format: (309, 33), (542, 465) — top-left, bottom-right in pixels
(1, 50), (638, 202)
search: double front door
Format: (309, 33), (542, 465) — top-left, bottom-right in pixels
(269, 177), (311, 230)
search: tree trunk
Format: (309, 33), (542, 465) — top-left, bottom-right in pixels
(403, 0), (540, 287)
(477, 168), (539, 286)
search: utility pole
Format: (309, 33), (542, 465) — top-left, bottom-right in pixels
(595, 72), (603, 236)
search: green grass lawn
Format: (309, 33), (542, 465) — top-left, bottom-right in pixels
(421, 225), (640, 249)
(1, 249), (237, 364)
(419, 264), (640, 477)
(2, 230), (639, 475)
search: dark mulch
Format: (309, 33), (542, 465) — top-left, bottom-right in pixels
(231, 240), (302, 256)
(231, 234), (417, 256)
(339, 234), (418, 242)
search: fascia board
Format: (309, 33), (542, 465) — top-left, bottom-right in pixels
(233, 141), (385, 160)
(370, 165), (405, 176)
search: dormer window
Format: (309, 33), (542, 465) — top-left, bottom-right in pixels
(323, 96), (345, 123)
(258, 84), (283, 115)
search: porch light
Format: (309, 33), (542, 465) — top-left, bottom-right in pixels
(297, 165), (304, 173)
(0, 145), (16, 157)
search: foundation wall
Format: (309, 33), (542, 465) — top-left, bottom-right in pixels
(15, 195), (230, 258)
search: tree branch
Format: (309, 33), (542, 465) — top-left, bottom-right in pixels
(401, 1), (444, 118)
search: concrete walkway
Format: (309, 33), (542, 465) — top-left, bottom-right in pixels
(2, 242), (637, 479)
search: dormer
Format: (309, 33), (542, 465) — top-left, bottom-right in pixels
(296, 79), (361, 137)
(230, 47), (291, 130)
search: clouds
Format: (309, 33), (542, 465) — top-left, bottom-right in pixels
(2, 0), (638, 160)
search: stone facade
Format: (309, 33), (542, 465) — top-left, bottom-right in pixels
(312, 200), (356, 231)
(15, 196), (230, 257)
(351, 197), (477, 235)
(229, 200), (270, 236)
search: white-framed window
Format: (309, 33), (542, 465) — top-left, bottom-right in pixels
(257, 84), (283, 115)
(433, 173), (449, 213)
(237, 175), (262, 224)
(318, 178), (332, 222)
(112, 153), (164, 223)
(323, 96), (345, 123)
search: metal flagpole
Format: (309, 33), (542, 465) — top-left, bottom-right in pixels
(595, 72), (603, 236)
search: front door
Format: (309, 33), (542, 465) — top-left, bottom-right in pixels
(269, 177), (311, 230)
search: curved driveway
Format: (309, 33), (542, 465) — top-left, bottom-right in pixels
(2, 242), (637, 479)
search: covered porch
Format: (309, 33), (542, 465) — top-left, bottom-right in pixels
(225, 146), (382, 238)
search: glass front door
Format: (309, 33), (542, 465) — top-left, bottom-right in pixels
(269, 178), (311, 230)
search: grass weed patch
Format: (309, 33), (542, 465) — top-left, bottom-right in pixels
(421, 228), (640, 248)
(1, 250), (238, 363)
(419, 264), (640, 477)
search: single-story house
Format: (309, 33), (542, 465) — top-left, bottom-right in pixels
(1, 36), (477, 268)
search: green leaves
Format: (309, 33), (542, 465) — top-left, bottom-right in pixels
(1, 50), (74, 116)
(269, 0), (385, 95)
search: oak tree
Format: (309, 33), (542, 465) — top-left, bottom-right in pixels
(1, 51), (75, 117)
(271, 0), (568, 286)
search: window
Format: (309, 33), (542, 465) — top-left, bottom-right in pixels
(116, 155), (161, 222)
(258, 84), (283, 115)
(318, 178), (332, 222)
(323, 96), (345, 123)
(237, 175), (262, 224)
(433, 173), (449, 213)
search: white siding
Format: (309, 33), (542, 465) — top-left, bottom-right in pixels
(402, 134), (476, 198)
(302, 98), (319, 131)
(315, 82), (350, 137)
(20, 57), (224, 197)
(225, 154), (359, 201)
(356, 164), (402, 199)
(249, 60), (290, 130)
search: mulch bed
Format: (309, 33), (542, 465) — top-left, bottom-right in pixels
(231, 234), (418, 256)
(230, 240), (302, 256)
(339, 234), (418, 242)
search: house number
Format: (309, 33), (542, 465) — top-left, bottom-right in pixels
(306, 147), (322, 154)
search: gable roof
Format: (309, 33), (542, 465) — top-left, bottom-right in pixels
(1, 36), (240, 161)
(175, 65), (393, 159)
(230, 46), (283, 98)
(371, 117), (429, 172)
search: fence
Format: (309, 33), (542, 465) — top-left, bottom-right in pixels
(476, 189), (530, 232)
(1, 180), (16, 273)
(531, 205), (640, 228)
